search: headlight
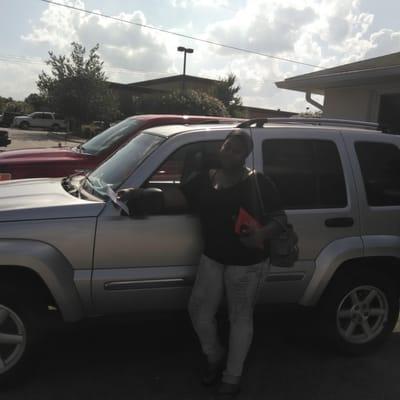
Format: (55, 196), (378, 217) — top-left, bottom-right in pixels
(0, 173), (12, 181)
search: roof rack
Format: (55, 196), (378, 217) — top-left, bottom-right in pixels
(237, 117), (380, 130)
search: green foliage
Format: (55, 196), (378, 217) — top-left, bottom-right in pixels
(37, 42), (120, 124)
(213, 73), (243, 117)
(134, 90), (229, 116)
(298, 110), (322, 118)
(0, 96), (13, 111)
(24, 93), (49, 111)
(0, 96), (32, 113)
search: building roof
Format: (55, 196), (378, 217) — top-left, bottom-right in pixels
(276, 51), (400, 94)
(238, 105), (296, 116)
(108, 81), (166, 94)
(127, 74), (220, 87)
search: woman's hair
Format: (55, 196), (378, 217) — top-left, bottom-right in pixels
(225, 129), (254, 157)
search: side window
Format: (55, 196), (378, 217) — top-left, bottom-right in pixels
(262, 139), (347, 209)
(32, 113), (41, 119)
(145, 141), (222, 213)
(355, 141), (400, 206)
(42, 113), (52, 120)
(148, 141), (222, 184)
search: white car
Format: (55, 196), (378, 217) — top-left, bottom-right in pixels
(13, 112), (67, 131)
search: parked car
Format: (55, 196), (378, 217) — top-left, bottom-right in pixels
(0, 118), (399, 383)
(0, 114), (242, 180)
(13, 112), (68, 131)
(0, 111), (25, 127)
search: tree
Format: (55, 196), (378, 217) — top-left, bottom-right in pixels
(37, 42), (120, 126)
(0, 96), (13, 111)
(3, 100), (32, 114)
(213, 73), (243, 117)
(24, 93), (48, 111)
(134, 90), (229, 116)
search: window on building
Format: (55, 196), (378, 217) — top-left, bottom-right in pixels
(262, 139), (347, 209)
(355, 141), (400, 206)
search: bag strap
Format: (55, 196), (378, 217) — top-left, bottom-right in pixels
(249, 170), (288, 232)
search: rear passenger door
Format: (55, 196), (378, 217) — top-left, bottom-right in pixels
(252, 128), (360, 303)
(342, 133), (400, 241)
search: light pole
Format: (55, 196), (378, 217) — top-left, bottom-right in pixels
(177, 46), (194, 92)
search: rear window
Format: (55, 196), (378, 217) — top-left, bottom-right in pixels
(262, 139), (347, 209)
(355, 141), (400, 206)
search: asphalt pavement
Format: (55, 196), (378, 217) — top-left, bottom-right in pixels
(1, 127), (84, 151)
(3, 311), (400, 400)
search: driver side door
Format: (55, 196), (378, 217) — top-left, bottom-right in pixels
(91, 140), (223, 314)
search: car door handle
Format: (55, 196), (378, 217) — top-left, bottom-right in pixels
(325, 217), (354, 227)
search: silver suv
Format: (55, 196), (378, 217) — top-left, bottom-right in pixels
(1, 118), (399, 383)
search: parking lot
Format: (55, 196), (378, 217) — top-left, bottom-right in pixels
(2, 310), (400, 400)
(1, 127), (84, 151)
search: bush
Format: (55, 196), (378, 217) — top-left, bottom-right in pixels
(134, 90), (229, 116)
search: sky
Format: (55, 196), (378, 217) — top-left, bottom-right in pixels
(0, 0), (399, 112)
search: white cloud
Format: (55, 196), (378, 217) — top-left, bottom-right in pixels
(365, 29), (400, 58)
(22, 1), (172, 80)
(170, 0), (229, 8)
(0, 62), (44, 100)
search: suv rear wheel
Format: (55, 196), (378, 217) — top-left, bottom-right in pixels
(50, 123), (60, 131)
(319, 268), (399, 354)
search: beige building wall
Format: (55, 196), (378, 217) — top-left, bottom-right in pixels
(323, 87), (373, 121)
(322, 83), (400, 122)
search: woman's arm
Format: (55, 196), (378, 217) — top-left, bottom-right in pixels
(240, 173), (285, 248)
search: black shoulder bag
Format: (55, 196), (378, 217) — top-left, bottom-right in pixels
(250, 171), (299, 268)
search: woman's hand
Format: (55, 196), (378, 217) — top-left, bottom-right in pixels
(239, 226), (266, 249)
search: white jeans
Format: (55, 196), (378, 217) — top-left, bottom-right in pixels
(188, 254), (269, 384)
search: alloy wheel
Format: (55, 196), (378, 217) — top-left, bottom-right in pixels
(0, 305), (27, 375)
(336, 285), (389, 344)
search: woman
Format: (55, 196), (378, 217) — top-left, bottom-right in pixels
(181, 129), (283, 396)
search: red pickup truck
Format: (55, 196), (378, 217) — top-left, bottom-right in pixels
(0, 114), (241, 180)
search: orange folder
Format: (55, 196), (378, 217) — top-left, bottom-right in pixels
(234, 207), (262, 235)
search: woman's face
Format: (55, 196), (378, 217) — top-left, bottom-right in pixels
(219, 136), (248, 170)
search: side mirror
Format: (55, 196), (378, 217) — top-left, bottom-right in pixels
(126, 188), (164, 217)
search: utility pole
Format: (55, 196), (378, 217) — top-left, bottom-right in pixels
(177, 46), (194, 92)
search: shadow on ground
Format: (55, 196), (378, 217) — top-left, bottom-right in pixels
(4, 310), (400, 400)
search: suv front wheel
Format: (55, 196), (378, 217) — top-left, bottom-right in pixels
(19, 121), (29, 130)
(319, 268), (399, 354)
(0, 294), (37, 386)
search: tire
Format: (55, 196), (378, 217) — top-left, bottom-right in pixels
(318, 268), (399, 355)
(0, 290), (39, 387)
(50, 123), (60, 131)
(19, 121), (29, 130)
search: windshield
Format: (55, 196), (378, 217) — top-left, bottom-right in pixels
(80, 118), (143, 155)
(82, 132), (164, 198)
